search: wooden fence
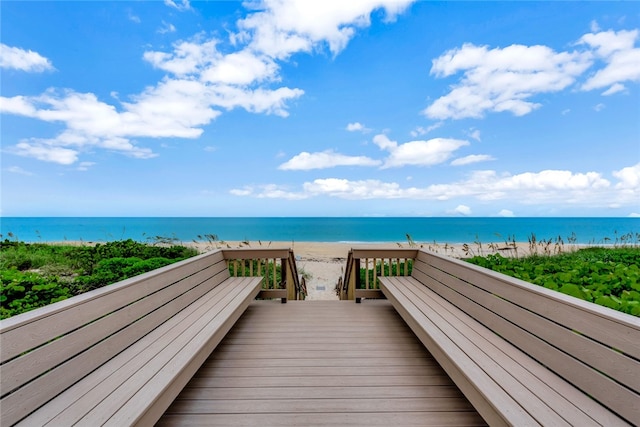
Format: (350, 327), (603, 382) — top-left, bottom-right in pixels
(339, 248), (417, 301)
(223, 248), (305, 301)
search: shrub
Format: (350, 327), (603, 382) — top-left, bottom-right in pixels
(465, 247), (640, 316)
(1, 240), (199, 317)
(0, 269), (71, 319)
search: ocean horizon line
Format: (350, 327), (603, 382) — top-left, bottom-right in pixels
(2, 217), (637, 245)
(2, 215), (637, 218)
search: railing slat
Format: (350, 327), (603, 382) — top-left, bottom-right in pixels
(342, 248), (418, 300)
(272, 260), (277, 289)
(373, 258), (378, 289)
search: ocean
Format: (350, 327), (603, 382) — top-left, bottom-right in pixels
(1, 217), (638, 245)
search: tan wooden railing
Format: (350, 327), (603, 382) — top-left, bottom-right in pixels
(339, 248), (418, 301)
(223, 248), (305, 301)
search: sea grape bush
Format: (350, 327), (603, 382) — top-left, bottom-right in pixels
(0, 239), (198, 319)
(0, 269), (71, 318)
(466, 247), (640, 316)
(74, 257), (175, 293)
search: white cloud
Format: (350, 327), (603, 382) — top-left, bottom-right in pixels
(410, 122), (443, 137)
(0, 44), (54, 72)
(629, 213), (640, 218)
(206, 85), (304, 117)
(613, 162), (640, 189)
(450, 205), (472, 216)
(0, 89), (176, 164)
(158, 21), (177, 34)
(12, 141), (79, 165)
(424, 42), (592, 119)
(425, 27), (639, 114)
(372, 134), (396, 150)
(76, 161), (96, 171)
(238, 0), (414, 59)
(232, 166), (636, 208)
(144, 39), (280, 85)
(303, 178), (406, 199)
(579, 29), (637, 58)
(601, 83), (626, 96)
(202, 50), (279, 85)
(164, 0), (191, 11)
(497, 209), (515, 217)
(467, 129), (481, 142)
(229, 187), (253, 197)
(278, 150), (381, 170)
(450, 154), (495, 166)
(373, 134), (469, 168)
(230, 184), (308, 200)
(0, 95), (38, 116)
(579, 29), (640, 93)
(593, 103), (605, 112)
(6, 166), (34, 176)
(143, 39), (218, 76)
(127, 10), (141, 24)
(7, 86), (200, 139)
(346, 122), (371, 133)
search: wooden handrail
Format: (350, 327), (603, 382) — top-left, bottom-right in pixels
(222, 248), (304, 301)
(341, 248), (418, 300)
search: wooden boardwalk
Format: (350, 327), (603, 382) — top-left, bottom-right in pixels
(158, 300), (486, 426)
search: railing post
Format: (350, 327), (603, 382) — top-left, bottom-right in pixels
(347, 258), (358, 300)
(283, 257), (295, 302)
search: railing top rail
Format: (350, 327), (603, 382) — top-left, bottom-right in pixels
(221, 248), (291, 259)
(350, 248), (419, 259)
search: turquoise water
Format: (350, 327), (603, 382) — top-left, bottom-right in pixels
(1, 217), (638, 244)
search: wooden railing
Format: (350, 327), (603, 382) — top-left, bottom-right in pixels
(339, 248), (418, 301)
(223, 248), (305, 301)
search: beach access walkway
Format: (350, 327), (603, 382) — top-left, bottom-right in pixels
(158, 300), (485, 426)
(1, 247), (638, 426)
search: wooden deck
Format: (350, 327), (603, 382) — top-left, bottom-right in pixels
(157, 300), (486, 426)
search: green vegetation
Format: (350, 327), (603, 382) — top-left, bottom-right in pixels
(466, 247), (640, 316)
(0, 239), (198, 319)
(228, 258), (284, 288)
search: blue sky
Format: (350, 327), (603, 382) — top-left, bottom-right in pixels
(1, 1), (639, 217)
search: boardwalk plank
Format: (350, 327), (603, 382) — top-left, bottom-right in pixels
(166, 397), (476, 414)
(174, 385), (464, 400)
(200, 356), (436, 369)
(186, 374), (456, 388)
(158, 412), (487, 426)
